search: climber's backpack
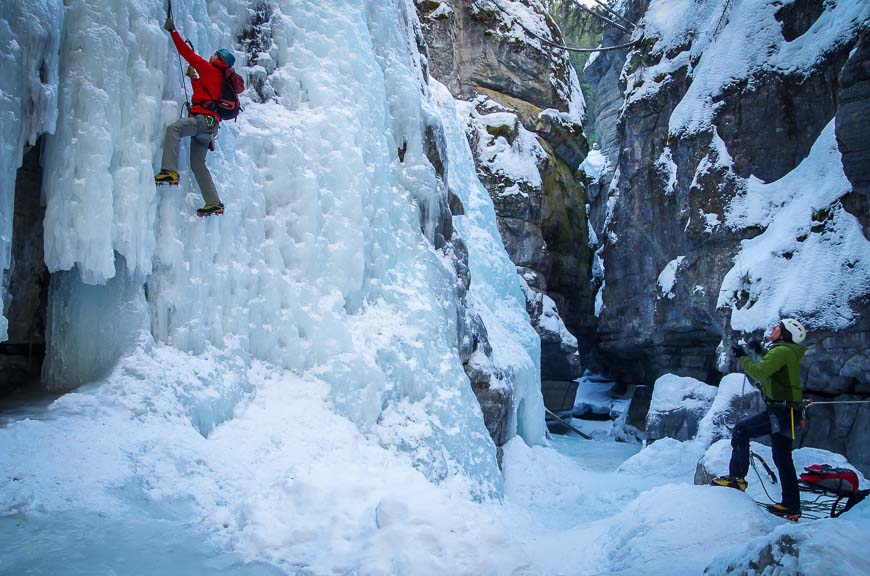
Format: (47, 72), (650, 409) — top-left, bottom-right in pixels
(799, 464), (860, 495)
(208, 69), (245, 121)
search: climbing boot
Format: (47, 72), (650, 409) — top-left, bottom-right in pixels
(155, 169), (179, 186)
(766, 503), (801, 521)
(711, 475), (747, 492)
(196, 203), (224, 218)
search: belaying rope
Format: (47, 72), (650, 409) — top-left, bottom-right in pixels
(738, 370), (780, 504)
(805, 400), (870, 405)
(167, 0), (191, 117)
(487, 0), (640, 54)
(577, 0), (637, 32)
(569, 1), (632, 35)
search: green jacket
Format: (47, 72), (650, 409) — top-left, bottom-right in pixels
(740, 342), (805, 404)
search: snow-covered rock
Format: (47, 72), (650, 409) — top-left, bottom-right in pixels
(695, 372), (767, 447)
(699, 439), (870, 575)
(704, 499), (870, 575)
(646, 374), (717, 442)
(694, 438), (867, 492)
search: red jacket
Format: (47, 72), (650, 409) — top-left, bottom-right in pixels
(171, 31), (226, 122)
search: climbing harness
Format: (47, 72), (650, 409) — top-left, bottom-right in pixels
(167, 0), (192, 116)
(487, 0), (640, 54)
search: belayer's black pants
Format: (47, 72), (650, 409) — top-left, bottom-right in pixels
(729, 407), (800, 511)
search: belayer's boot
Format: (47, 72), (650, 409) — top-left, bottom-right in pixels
(155, 169), (179, 186)
(711, 475), (748, 491)
(196, 203), (224, 218)
(766, 503), (801, 521)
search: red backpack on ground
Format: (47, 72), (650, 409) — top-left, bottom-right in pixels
(799, 464), (860, 495)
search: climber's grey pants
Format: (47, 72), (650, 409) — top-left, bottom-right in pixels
(161, 115), (220, 205)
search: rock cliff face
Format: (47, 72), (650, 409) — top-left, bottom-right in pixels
(577, 0), (869, 470)
(416, 0), (594, 442)
(836, 34), (870, 197)
(542, 0), (607, 140)
(0, 140), (49, 394)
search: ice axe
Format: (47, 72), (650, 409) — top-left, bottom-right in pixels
(166, 0), (191, 116)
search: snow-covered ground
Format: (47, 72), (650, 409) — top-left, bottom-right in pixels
(3, 376), (869, 575)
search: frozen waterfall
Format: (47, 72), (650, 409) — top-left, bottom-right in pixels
(0, 0), (546, 558)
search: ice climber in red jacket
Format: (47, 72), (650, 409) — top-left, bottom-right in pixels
(155, 16), (240, 217)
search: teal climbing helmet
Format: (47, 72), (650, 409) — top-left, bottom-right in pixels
(215, 48), (235, 67)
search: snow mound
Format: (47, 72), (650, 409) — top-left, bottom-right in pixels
(619, 437), (706, 480)
(705, 499), (870, 576)
(647, 374), (717, 442)
(695, 372), (766, 447)
(0, 344), (527, 574)
(697, 439), (868, 501)
(601, 484), (771, 575)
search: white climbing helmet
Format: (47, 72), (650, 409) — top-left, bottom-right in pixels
(781, 318), (807, 344)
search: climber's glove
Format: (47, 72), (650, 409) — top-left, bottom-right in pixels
(747, 338), (764, 355)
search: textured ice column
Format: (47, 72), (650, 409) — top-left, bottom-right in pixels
(144, 0), (507, 490)
(0, 0), (62, 340)
(38, 0), (233, 386)
(43, 254), (148, 389)
(429, 79), (548, 446)
(41, 0), (170, 283)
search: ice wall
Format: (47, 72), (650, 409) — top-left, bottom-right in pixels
(430, 80), (547, 445)
(0, 0), (63, 341)
(3, 0), (544, 488)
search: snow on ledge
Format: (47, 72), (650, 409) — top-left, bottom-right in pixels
(719, 120), (869, 332)
(657, 256), (685, 300)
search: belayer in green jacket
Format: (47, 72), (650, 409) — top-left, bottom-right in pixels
(712, 318), (808, 520)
